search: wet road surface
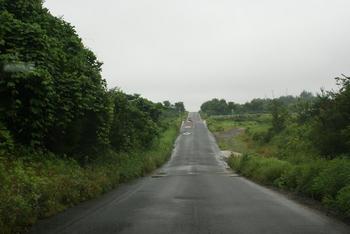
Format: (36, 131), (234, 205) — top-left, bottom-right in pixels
(30, 113), (350, 234)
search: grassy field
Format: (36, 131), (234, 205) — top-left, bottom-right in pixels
(0, 119), (180, 233)
(207, 115), (350, 221)
(207, 114), (273, 155)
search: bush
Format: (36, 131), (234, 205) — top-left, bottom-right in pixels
(277, 161), (325, 196)
(229, 154), (292, 185)
(0, 1), (184, 233)
(0, 121), (13, 154)
(229, 155), (350, 218)
(334, 185), (350, 217)
(0, 120), (179, 233)
(311, 159), (350, 201)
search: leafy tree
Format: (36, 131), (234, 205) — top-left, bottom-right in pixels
(108, 90), (162, 152)
(200, 98), (229, 115)
(0, 0), (186, 162)
(299, 90), (315, 100)
(163, 101), (171, 108)
(294, 92), (316, 124)
(174, 102), (185, 113)
(0, 0), (111, 157)
(270, 99), (288, 133)
(227, 102), (238, 114)
(310, 75), (350, 156)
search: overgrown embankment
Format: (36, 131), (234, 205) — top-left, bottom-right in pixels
(0, 120), (180, 233)
(0, 1), (185, 233)
(206, 81), (350, 220)
(228, 155), (350, 220)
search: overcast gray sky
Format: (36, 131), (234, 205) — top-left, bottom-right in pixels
(44, 0), (350, 111)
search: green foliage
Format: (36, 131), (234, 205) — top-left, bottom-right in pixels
(239, 98), (270, 114)
(211, 80), (350, 218)
(207, 114), (272, 154)
(205, 75), (350, 159)
(0, 1), (110, 155)
(174, 102), (185, 113)
(269, 99), (287, 133)
(0, 1), (186, 232)
(206, 118), (226, 132)
(0, 1), (185, 160)
(334, 186), (350, 217)
(230, 154), (292, 185)
(277, 161), (326, 195)
(0, 121), (13, 154)
(200, 98), (231, 116)
(309, 75), (350, 156)
(200, 91), (316, 116)
(229, 155), (350, 218)
(108, 90), (160, 152)
(311, 159), (350, 200)
(294, 98), (315, 124)
(0, 120), (179, 233)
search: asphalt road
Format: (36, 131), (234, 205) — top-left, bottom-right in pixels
(30, 113), (350, 234)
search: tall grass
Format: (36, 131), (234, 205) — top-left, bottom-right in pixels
(209, 116), (350, 219)
(0, 120), (179, 233)
(229, 154), (350, 219)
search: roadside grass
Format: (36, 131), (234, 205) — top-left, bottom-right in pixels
(206, 114), (271, 132)
(207, 115), (272, 155)
(216, 134), (249, 153)
(228, 155), (350, 219)
(208, 115), (350, 220)
(0, 119), (179, 233)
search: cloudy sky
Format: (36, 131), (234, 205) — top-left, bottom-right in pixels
(44, 0), (350, 110)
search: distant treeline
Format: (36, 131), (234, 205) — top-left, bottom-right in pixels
(200, 91), (315, 116)
(0, 0), (185, 162)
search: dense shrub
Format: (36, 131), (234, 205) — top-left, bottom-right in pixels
(0, 121), (179, 233)
(334, 186), (350, 217)
(208, 76), (350, 221)
(311, 159), (350, 201)
(277, 161), (325, 196)
(0, 0), (186, 160)
(231, 154), (292, 185)
(0, 121), (13, 154)
(229, 155), (350, 218)
(270, 99), (288, 133)
(309, 76), (350, 157)
(0, 1), (186, 232)
(0, 0), (110, 155)
(113, 92), (165, 151)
